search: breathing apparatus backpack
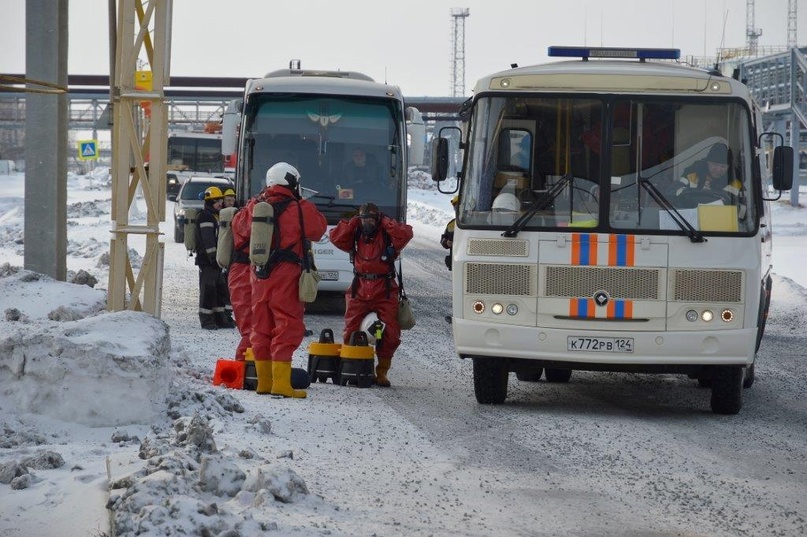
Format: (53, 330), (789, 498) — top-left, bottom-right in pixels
(249, 202), (274, 267)
(217, 206), (238, 268)
(183, 208), (198, 253)
(248, 199), (297, 279)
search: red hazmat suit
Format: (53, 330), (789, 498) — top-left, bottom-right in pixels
(230, 185), (327, 364)
(329, 215), (413, 360)
(225, 212), (253, 360)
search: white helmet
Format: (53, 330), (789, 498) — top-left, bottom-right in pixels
(360, 312), (386, 344)
(265, 162), (301, 194)
(492, 192), (519, 212)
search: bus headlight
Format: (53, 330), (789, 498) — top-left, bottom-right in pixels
(491, 303), (504, 315)
(721, 309), (734, 322)
(686, 309), (698, 322)
(701, 310), (714, 322)
(506, 304), (518, 316)
(472, 301), (485, 314)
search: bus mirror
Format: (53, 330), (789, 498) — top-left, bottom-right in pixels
(222, 99), (242, 156)
(772, 145), (794, 191)
(406, 107), (425, 167)
(430, 138), (449, 181)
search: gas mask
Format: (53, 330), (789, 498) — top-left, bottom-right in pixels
(358, 203), (380, 238)
(360, 216), (378, 237)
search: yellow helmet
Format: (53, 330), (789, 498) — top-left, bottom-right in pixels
(223, 188), (236, 197)
(451, 195), (459, 206)
(204, 186), (224, 200)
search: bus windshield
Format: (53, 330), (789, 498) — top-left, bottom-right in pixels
(460, 95), (756, 234)
(242, 95), (405, 223)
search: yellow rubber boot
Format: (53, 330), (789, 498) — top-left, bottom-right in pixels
(375, 357), (392, 387)
(254, 360), (273, 394)
(270, 361), (307, 399)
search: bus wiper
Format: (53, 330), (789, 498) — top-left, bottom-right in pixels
(307, 193), (356, 209)
(639, 177), (705, 243)
(502, 173), (572, 238)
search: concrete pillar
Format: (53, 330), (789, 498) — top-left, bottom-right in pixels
(24, 0), (68, 280)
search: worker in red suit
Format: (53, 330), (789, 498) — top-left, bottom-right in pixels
(227, 207), (253, 362)
(230, 162), (326, 398)
(329, 202), (413, 387)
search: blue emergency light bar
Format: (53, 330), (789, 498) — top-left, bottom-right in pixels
(548, 46), (681, 61)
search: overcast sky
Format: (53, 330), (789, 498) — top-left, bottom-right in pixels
(2, 0), (806, 96)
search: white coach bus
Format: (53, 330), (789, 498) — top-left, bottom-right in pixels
(431, 46), (793, 414)
(222, 62), (424, 293)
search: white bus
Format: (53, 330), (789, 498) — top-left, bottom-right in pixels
(431, 46), (793, 414)
(222, 63), (424, 293)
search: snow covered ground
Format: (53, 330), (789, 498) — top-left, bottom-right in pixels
(1, 169), (806, 536)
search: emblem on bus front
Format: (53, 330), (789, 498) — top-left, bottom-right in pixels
(594, 291), (609, 307)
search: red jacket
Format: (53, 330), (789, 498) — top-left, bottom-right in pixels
(330, 215), (413, 299)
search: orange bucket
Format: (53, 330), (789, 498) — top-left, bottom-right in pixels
(212, 359), (246, 389)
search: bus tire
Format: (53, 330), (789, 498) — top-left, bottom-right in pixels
(545, 368), (572, 383)
(755, 276), (772, 354)
(710, 365), (743, 415)
(473, 357), (508, 404)
(516, 368), (543, 382)
(742, 363), (755, 389)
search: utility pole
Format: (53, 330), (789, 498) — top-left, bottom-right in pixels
(746, 0), (762, 55)
(787, 0), (797, 49)
(107, 0), (171, 316)
(450, 8), (470, 98)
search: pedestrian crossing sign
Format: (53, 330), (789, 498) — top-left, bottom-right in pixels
(78, 140), (98, 161)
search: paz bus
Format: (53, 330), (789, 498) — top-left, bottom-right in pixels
(431, 46), (793, 414)
(222, 63), (425, 293)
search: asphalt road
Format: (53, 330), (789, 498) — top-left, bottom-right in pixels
(162, 229), (807, 536)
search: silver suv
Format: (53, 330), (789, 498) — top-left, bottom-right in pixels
(170, 176), (234, 243)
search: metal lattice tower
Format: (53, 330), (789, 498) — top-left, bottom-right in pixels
(788, 0), (797, 48)
(450, 8), (470, 97)
(746, 0), (762, 54)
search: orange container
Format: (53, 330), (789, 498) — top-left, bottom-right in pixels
(212, 359), (246, 389)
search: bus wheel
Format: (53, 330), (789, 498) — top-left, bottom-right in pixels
(697, 377), (712, 388)
(545, 368), (572, 383)
(710, 366), (743, 415)
(473, 358), (508, 404)
(742, 363), (755, 389)
(516, 368), (543, 382)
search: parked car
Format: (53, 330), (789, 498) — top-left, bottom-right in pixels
(166, 172), (183, 198)
(170, 176), (234, 243)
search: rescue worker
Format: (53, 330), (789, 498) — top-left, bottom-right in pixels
(440, 195), (459, 271)
(195, 186), (234, 330)
(223, 188), (238, 209)
(675, 142), (742, 199)
(230, 162), (326, 398)
(226, 194), (253, 361)
(440, 195), (459, 323)
(330, 202), (413, 387)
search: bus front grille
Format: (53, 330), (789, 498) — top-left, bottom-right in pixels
(672, 269), (743, 302)
(465, 263), (536, 296)
(467, 238), (529, 257)
(544, 266), (660, 300)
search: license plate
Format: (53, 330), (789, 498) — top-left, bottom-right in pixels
(567, 336), (634, 353)
(319, 271), (339, 281)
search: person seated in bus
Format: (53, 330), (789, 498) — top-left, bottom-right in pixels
(343, 147), (382, 185)
(674, 142), (742, 201)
